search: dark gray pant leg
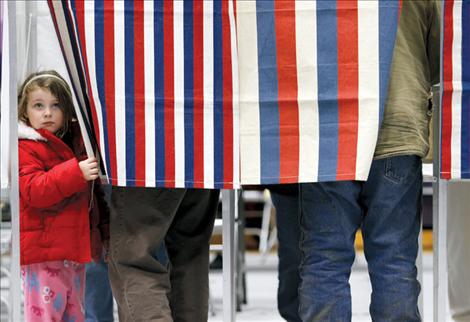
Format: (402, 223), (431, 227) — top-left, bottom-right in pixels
(166, 189), (220, 322)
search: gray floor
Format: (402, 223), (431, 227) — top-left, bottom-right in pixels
(208, 252), (452, 322)
(1, 249), (453, 322)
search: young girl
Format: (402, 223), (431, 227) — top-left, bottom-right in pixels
(17, 70), (108, 322)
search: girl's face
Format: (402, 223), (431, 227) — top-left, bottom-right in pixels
(26, 88), (64, 135)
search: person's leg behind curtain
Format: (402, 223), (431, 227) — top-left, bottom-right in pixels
(270, 184), (302, 322)
(166, 189), (220, 322)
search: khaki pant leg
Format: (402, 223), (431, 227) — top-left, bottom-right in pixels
(108, 186), (186, 322)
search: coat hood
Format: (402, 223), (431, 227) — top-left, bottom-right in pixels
(18, 122), (47, 142)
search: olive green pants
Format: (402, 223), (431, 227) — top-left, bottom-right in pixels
(108, 187), (219, 322)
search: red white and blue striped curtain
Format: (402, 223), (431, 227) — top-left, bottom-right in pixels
(238, 1), (401, 184)
(441, 0), (470, 180)
(48, 0), (239, 189)
(49, 0), (402, 187)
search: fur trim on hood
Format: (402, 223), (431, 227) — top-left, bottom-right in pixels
(18, 122), (47, 141)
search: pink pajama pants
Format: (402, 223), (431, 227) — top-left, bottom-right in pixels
(22, 260), (86, 322)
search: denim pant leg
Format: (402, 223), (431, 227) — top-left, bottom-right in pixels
(86, 183), (114, 322)
(299, 181), (363, 322)
(270, 187), (302, 322)
(85, 255), (114, 322)
(361, 156), (422, 322)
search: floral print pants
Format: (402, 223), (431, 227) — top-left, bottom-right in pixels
(22, 260), (85, 322)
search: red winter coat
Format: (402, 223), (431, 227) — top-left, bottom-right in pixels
(18, 122), (92, 265)
(67, 122), (110, 262)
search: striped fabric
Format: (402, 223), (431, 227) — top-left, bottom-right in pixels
(48, 0), (239, 189)
(237, 0), (401, 184)
(48, 0), (402, 187)
(441, 0), (470, 180)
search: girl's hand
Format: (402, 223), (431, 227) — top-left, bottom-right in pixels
(79, 157), (99, 181)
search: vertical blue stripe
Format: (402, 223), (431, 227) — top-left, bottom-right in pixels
(154, 0), (165, 187)
(461, 2), (470, 178)
(256, 0), (280, 184)
(94, 0), (112, 179)
(184, 0), (194, 187)
(379, 1), (400, 125)
(213, 0), (224, 188)
(316, 0), (338, 181)
(124, 0), (135, 185)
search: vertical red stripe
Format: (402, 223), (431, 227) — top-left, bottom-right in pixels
(134, 0), (146, 186)
(274, 0), (299, 183)
(74, 0), (101, 156)
(164, 1), (175, 187)
(442, 0), (454, 179)
(336, 0), (358, 180)
(193, 1), (204, 188)
(222, 0), (234, 188)
(103, 0), (117, 185)
(233, 0), (237, 29)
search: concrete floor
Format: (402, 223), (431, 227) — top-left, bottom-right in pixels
(0, 249), (453, 322)
(208, 252), (452, 322)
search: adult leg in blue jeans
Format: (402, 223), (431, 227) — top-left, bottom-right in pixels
(86, 182), (114, 322)
(270, 184), (302, 322)
(85, 255), (114, 322)
(299, 155), (422, 322)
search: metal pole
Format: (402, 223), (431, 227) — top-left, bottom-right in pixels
(432, 83), (447, 322)
(433, 178), (448, 322)
(222, 189), (236, 322)
(7, 2), (21, 321)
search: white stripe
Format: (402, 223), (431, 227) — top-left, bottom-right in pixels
(451, 1), (462, 179)
(114, 0), (126, 186)
(203, 0), (214, 188)
(174, 0), (185, 187)
(84, 1), (109, 180)
(144, 0), (156, 187)
(356, 1), (379, 181)
(229, 0), (239, 188)
(295, 0), (318, 183)
(238, 1), (261, 184)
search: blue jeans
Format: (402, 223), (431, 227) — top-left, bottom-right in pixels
(299, 155), (422, 322)
(85, 255), (114, 322)
(270, 185), (302, 322)
(86, 183), (114, 322)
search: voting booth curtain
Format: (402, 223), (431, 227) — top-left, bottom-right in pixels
(441, 0), (470, 181)
(47, 0), (401, 188)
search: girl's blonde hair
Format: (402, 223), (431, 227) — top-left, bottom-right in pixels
(18, 70), (75, 137)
